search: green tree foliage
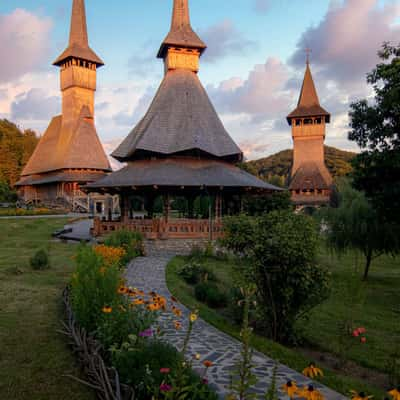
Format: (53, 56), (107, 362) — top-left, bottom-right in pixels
(0, 180), (17, 202)
(0, 119), (39, 187)
(244, 146), (355, 185)
(321, 180), (398, 280)
(243, 191), (292, 216)
(222, 211), (330, 343)
(348, 43), (400, 228)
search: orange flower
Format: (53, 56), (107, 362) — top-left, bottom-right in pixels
(172, 306), (182, 317)
(133, 298), (144, 305)
(171, 296), (178, 303)
(94, 244), (126, 266)
(174, 320), (182, 330)
(203, 360), (213, 368)
(117, 286), (128, 294)
(102, 306), (112, 314)
(147, 303), (161, 311)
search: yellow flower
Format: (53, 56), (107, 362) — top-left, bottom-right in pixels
(94, 244), (126, 266)
(350, 391), (373, 400)
(195, 353), (201, 360)
(190, 313), (198, 322)
(117, 286), (128, 294)
(282, 381), (298, 399)
(388, 389), (400, 400)
(298, 385), (324, 400)
(303, 363), (324, 378)
(102, 306), (112, 314)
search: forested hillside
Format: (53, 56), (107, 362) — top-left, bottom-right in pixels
(245, 146), (356, 187)
(0, 119), (39, 200)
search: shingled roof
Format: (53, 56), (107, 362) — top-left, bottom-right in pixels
(287, 62), (330, 124)
(289, 162), (332, 190)
(157, 0), (206, 58)
(112, 69), (243, 162)
(87, 158), (281, 191)
(20, 107), (111, 176)
(53, 0), (104, 66)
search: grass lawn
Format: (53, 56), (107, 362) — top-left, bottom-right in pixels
(0, 218), (94, 400)
(166, 249), (399, 397)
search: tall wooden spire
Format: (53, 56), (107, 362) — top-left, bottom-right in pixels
(68, 0), (89, 48)
(157, 0), (206, 59)
(53, 0), (103, 67)
(287, 61), (330, 124)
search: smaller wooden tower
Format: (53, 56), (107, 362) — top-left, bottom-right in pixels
(287, 58), (333, 207)
(16, 0), (111, 211)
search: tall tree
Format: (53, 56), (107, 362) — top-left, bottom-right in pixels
(348, 43), (400, 228)
(0, 119), (39, 187)
(322, 180), (397, 280)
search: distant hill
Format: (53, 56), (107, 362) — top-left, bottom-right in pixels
(245, 146), (356, 187)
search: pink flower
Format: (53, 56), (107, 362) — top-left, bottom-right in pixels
(160, 384), (172, 392)
(202, 378), (209, 385)
(352, 330), (360, 337)
(160, 368), (170, 374)
(139, 329), (153, 338)
(357, 327), (366, 334)
(360, 337), (367, 343)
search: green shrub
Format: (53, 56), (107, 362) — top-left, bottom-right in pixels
(104, 230), (144, 265)
(30, 249), (50, 270)
(96, 301), (155, 350)
(195, 282), (228, 308)
(111, 338), (183, 399)
(71, 244), (121, 332)
(223, 211), (331, 344)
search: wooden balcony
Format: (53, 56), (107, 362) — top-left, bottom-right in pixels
(93, 217), (224, 240)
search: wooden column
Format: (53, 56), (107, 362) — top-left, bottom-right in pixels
(163, 194), (170, 223)
(215, 193), (223, 220)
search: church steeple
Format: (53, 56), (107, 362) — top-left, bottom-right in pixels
(287, 60), (330, 125)
(157, 0), (206, 73)
(53, 0), (103, 67)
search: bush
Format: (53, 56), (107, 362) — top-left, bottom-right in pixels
(104, 230), (144, 265)
(96, 302), (155, 350)
(71, 244), (122, 332)
(111, 338), (183, 400)
(30, 249), (50, 270)
(223, 211), (331, 344)
(178, 261), (215, 285)
(195, 282), (228, 308)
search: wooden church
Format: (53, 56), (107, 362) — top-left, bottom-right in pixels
(287, 58), (333, 207)
(86, 0), (281, 239)
(16, 0), (112, 213)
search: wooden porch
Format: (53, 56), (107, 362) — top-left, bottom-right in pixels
(93, 217), (224, 240)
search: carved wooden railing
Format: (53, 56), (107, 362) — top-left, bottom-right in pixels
(93, 217), (224, 240)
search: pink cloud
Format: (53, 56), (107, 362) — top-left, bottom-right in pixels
(0, 9), (52, 83)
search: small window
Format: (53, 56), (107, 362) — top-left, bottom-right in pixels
(295, 119), (302, 126)
(316, 118), (322, 124)
(304, 118), (313, 125)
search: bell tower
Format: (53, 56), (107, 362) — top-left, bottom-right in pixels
(53, 0), (104, 127)
(287, 57), (333, 206)
(157, 0), (206, 74)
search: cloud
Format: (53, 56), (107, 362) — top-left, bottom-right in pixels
(0, 9), (52, 83)
(113, 86), (156, 127)
(11, 88), (60, 121)
(253, 0), (270, 15)
(289, 0), (400, 87)
(200, 20), (256, 62)
(208, 57), (291, 121)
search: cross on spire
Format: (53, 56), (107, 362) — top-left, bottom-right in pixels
(305, 47), (312, 65)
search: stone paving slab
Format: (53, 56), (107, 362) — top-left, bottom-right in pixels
(125, 255), (346, 400)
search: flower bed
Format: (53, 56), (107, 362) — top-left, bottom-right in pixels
(63, 231), (218, 400)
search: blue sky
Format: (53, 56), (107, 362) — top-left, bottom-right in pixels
(0, 0), (399, 163)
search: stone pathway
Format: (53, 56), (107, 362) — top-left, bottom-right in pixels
(125, 255), (346, 400)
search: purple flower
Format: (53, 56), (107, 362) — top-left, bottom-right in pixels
(160, 383), (172, 392)
(139, 328), (153, 338)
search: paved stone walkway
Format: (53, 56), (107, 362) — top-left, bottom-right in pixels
(125, 255), (346, 400)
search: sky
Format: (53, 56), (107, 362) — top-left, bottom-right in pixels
(1, 0), (399, 165)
